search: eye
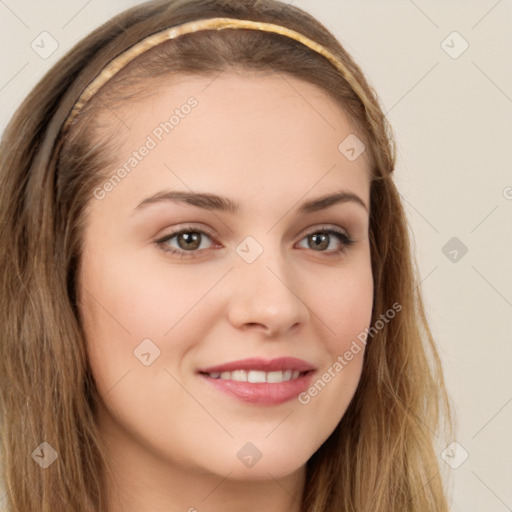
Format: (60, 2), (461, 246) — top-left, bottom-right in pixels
(155, 226), (216, 257)
(296, 227), (354, 255)
(155, 224), (354, 259)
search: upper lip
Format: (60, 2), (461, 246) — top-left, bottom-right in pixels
(199, 357), (316, 374)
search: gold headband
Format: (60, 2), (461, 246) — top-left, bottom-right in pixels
(62, 17), (372, 132)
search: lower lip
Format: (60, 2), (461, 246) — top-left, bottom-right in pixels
(199, 372), (315, 405)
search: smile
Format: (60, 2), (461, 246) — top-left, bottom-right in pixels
(197, 357), (317, 405)
(204, 369), (304, 383)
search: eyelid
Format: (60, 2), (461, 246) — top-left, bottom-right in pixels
(154, 222), (354, 257)
(155, 223), (218, 242)
(296, 224), (355, 253)
(299, 223), (351, 239)
(153, 224), (222, 254)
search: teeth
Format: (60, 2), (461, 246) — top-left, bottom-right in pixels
(207, 369), (304, 383)
(231, 370), (248, 382)
(266, 371), (284, 383)
(247, 370), (266, 383)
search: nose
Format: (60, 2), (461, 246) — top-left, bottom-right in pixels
(226, 248), (310, 338)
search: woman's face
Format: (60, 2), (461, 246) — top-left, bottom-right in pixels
(78, 72), (373, 482)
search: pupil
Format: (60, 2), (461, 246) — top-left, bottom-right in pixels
(178, 232), (201, 250)
(310, 233), (328, 251)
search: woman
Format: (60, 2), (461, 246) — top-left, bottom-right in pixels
(0, 0), (452, 510)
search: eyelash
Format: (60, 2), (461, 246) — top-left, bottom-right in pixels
(154, 224), (355, 259)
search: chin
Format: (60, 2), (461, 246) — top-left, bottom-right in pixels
(197, 442), (311, 481)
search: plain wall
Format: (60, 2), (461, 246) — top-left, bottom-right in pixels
(0, 1), (511, 511)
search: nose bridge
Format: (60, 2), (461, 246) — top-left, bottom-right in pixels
(227, 234), (309, 336)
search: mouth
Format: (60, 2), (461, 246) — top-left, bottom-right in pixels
(197, 357), (316, 405)
(200, 369), (310, 383)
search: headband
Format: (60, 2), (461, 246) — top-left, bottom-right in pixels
(61, 17), (373, 133)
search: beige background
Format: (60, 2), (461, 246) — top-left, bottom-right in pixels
(1, 1), (511, 510)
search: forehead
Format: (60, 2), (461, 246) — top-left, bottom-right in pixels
(90, 72), (370, 216)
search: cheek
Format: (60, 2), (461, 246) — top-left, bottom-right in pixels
(296, 251), (373, 416)
(312, 251), (374, 356)
(325, 271), (373, 354)
(77, 243), (222, 392)
(79, 245), (212, 339)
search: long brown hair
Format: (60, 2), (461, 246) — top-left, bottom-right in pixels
(0, 0), (452, 510)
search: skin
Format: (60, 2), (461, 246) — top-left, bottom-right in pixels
(78, 72), (373, 512)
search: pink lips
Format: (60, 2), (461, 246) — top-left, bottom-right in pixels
(198, 357), (316, 405)
(199, 357), (316, 374)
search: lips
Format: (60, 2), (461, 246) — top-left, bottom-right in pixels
(198, 357), (316, 374)
(197, 357), (316, 405)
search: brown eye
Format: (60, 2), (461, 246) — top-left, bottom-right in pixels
(296, 228), (354, 255)
(308, 232), (330, 251)
(157, 228), (215, 255)
(176, 231), (202, 250)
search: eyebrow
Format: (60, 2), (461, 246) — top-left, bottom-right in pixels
(134, 189), (368, 214)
